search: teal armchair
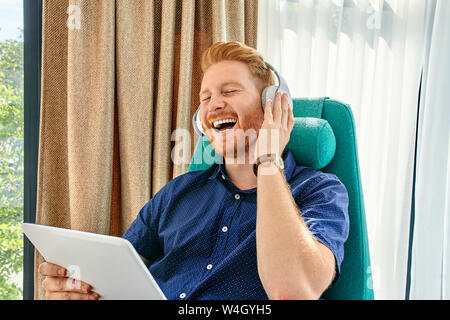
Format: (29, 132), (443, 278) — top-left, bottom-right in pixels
(188, 98), (374, 300)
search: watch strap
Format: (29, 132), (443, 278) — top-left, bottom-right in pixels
(253, 153), (282, 176)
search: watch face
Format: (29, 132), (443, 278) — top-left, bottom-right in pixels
(277, 154), (285, 169)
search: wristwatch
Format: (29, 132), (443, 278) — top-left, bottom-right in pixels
(253, 153), (285, 176)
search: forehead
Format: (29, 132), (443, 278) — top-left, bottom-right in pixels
(200, 60), (255, 94)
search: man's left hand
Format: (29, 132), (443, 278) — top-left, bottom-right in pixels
(254, 91), (294, 162)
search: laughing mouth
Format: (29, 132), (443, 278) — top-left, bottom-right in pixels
(212, 118), (238, 132)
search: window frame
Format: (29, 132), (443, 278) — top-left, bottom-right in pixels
(23, 0), (42, 300)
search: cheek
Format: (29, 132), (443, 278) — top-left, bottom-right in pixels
(240, 106), (264, 131)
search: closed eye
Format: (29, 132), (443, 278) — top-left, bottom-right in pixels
(200, 90), (239, 102)
(223, 90), (239, 95)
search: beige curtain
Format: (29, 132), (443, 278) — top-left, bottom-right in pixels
(34, 0), (257, 300)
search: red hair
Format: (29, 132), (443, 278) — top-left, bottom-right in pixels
(201, 41), (275, 91)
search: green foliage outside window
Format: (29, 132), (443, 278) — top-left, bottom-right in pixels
(0, 29), (24, 300)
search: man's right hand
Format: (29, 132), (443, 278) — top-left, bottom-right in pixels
(38, 262), (99, 300)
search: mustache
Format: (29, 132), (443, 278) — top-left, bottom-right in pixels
(206, 112), (239, 125)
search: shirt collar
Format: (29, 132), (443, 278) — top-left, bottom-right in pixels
(208, 149), (297, 183)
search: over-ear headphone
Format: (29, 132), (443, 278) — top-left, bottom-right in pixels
(192, 62), (293, 136)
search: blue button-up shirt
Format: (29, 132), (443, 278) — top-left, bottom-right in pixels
(123, 149), (349, 300)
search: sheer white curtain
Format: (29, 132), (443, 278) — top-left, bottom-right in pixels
(410, 0), (450, 300)
(258, 0), (427, 299)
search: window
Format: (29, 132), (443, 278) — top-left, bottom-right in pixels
(0, 0), (24, 300)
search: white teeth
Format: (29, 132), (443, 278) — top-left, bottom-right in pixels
(213, 118), (237, 128)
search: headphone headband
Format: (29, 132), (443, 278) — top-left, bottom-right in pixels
(264, 62), (293, 108)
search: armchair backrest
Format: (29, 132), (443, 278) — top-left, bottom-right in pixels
(188, 98), (374, 300)
(292, 98), (373, 300)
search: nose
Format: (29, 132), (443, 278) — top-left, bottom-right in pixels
(208, 94), (225, 112)
(199, 93), (228, 129)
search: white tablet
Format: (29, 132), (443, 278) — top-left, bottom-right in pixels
(22, 223), (166, 300)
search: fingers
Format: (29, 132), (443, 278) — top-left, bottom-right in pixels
(39, 261), (99, 300)
(42, 276), (99, 300)
(288, 102), (294, 131)
(273, 92), (282, 124)
(264, 98), (273, 121)
(281, 92), (289, 128)
(45, 291), (99, 300)
(270, 92), (289, 127)
(39, 262), (67, 277)
(42, 276), (92, 294)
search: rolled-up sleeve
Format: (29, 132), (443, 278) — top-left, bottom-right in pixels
(295, 173), (350, 278)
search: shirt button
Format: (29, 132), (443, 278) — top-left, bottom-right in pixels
(179, 293), (186, 299)
(206, 264), (213, 270)
(234, 194), (240, 200)
(221, 174), (225, 180)
(222, 226), (228, 232)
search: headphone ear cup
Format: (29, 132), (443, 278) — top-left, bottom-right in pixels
(261, 86), (278, 110)
(192, 106), (205, 136)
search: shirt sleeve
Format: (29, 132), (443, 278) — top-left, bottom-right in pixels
(295, 173), (350, 280)
(122, 198), (162, 264)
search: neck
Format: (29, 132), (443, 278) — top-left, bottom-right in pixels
(223, 154), (257, 191)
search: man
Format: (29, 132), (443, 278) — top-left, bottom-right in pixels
(39, 41), (349, 300)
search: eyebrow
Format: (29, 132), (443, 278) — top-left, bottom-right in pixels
(199, 81), (244, 97)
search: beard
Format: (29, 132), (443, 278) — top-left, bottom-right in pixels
(204, 110), (264, 164)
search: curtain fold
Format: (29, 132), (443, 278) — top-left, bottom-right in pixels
(114, 0), (156, 236)
(257, 0), (427, 299)
(410, 0), (450, 300)
(172, 0), (195, 179)
(35, 0), (257, 300)
(152, 0), (177, 194)
(66, 0), (116, 234)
